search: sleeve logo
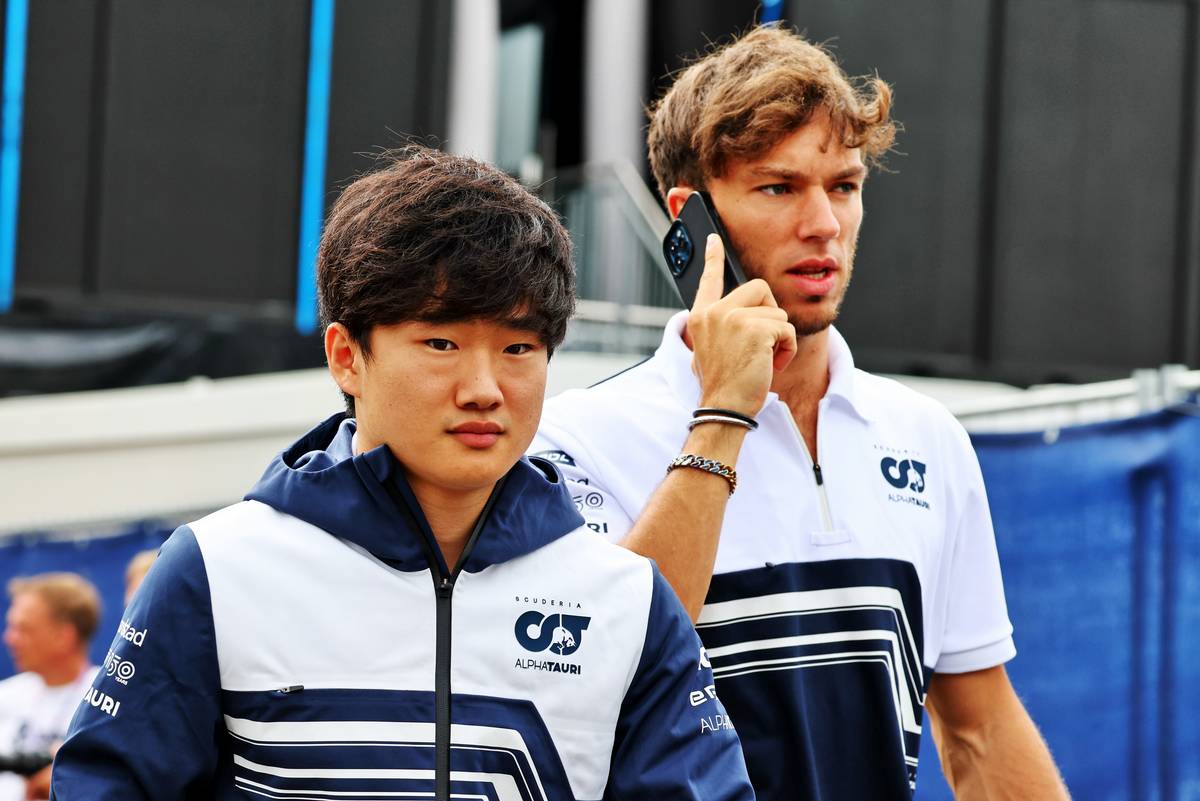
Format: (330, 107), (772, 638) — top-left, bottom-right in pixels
(531, 449), (576, 467)
(83, 687), (121, 718)
(103, 650), (136, 685)
(117, 619), (148, 646)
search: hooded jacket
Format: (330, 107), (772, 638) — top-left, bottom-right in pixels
(51, 415), (753, 801)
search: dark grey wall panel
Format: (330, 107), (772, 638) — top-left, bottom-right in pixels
(990, 0), (1185, 373)
(648, 0), (760, 106)
(787, 1), (992, 370)
(94, 1), (307, 308)
(1181, 2), (1200, 367)
(325, 0), (450, 197)
(15, 0), (98, 294)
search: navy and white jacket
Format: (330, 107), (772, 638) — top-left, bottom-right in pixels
(51, 414), (754, 801)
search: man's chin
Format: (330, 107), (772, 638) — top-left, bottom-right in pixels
(788, 309), (838, 338)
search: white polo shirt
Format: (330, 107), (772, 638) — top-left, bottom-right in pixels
(532, 312), (1015, 800)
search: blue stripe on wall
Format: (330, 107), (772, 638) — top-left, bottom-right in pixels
(295, 0), (336, 333)
(760, 0), (784, 24)
(0, 0), (29, 314)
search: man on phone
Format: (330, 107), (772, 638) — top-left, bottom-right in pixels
(532, 25), (1069, 800)
(51, 147), (753, 801)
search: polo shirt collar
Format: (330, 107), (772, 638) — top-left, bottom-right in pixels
(655, 310), (875, 423)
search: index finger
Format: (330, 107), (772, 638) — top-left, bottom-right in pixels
(691, 233), (726, 312)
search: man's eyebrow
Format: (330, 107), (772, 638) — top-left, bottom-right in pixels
(745, 164), (868, 181)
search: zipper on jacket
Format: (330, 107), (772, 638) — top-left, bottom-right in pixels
(784, 407), (835, 531)
(384, 476), (507, 801)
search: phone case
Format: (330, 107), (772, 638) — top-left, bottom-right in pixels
(661, 191), (749, 308)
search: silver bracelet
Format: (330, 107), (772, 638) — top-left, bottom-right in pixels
(667, 453), (737, 495)
(688, 415), (755, 431)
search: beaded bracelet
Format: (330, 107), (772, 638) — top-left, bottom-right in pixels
(666, 453), (738, 495)
(692, 407), (759, 431)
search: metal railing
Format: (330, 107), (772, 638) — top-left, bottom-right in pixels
(541, 161), (683, 354)
(950, 365), (1200, 434)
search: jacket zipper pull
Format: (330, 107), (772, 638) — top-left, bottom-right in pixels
(813, 463), (824, 486)
(437, 576), (453, 598)
(274, 685), (304, 695)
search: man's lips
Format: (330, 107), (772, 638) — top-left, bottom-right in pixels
(785, 258), (839, 296)
(449, 421), (504, 448)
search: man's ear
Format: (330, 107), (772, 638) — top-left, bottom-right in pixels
(325, 323), (364, 402)
(666, 186), (695, 220)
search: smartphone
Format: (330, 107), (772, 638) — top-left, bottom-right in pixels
(661, 191), (748, 308)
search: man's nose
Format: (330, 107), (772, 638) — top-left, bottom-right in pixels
(456, 354), (503, 410)
(797, 189), (840, 241)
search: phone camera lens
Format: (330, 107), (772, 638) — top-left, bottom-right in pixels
(662, 221), (693, 277)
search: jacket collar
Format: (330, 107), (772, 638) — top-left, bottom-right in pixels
(246, 413), (584, 573)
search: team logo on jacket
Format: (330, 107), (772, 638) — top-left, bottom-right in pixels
(515, 611), (590, 656)
(879, 456), (932, 510)
(514, 611), (591, 676)
(881, 457), (926, 492)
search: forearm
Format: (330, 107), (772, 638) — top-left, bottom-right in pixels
(620, 422), (748, 620)
(930, 684), (1070, 800)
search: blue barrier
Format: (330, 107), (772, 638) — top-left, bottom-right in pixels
(0, 409), (1197, 797)
(0, 523), (172, 678)
(918, 409), (1200, 800)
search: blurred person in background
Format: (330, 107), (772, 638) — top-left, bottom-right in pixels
(0, 574), (100, 801)
(122, 551), (157, 606)
(533, 24), (1069, 801)
(49, 147), (752, 801)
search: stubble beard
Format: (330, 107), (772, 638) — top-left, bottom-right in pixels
(788, 264), (852, 337)
(726, 225), (859, 339)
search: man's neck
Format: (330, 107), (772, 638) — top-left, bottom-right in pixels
(408, 480), (495, 572)
(38, 654), (88, 687)
(354, 430), (496, 572)
(770, 328), (831, 461)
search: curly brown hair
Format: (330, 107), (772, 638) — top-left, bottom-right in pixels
(647, 25), (897, 202)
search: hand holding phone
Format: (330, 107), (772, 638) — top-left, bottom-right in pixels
(662, 192), (748, 308)
(682, 207), (798, 415)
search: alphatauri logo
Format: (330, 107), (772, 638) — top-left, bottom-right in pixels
(83, 687), (121, 718)
(880, 457), (927, 493)
(515, 611), (591, 657)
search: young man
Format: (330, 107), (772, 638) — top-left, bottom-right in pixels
(0, 574), (100, 801)
(51, 148), (753, 801)
(533, 26), (1070, 800)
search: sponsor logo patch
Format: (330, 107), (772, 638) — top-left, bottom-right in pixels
(572, 491), (605, 511)
(104, 650), (136, 685)
(117, 619), (148, 647)
(532, 449), (576, 467)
